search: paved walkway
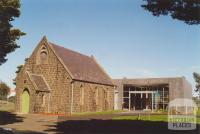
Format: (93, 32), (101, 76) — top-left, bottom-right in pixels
(0, 111), (167, 133)
(0, 112), (198, 134)
(0, 113), (121, 134)
(0, 114), (58, 134)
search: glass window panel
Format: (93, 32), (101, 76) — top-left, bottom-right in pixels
(124, 87), (129, 92)
(123, 92), (129, 97)
(123, 98), (129, 109)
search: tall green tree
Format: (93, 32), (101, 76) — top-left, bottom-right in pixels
(0, 81), (10, 100)
(193, 72), (200, 93)
(142, 0), (200, 25)
(13, 64), (23, 85)
(13, 58), (27, 85)
(0, 0), (25, 65)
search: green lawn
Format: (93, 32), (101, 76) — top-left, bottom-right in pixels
(197, 108), (200, 115)
(0, 100), (15, 112)
(113, 115), (168, 122)
(113, 115), (200, 124)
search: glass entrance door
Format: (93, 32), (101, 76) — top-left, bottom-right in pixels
(129, 91), (155, 111)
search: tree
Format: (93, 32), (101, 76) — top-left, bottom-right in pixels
(0, 0), (25, 65)
(0, 81), (10, 100)
(13, 58), (27, 85)
(193, 72), (200, 93)
(8, 96), (15, 103)
(141, 0), (200, 25)
(13, 64), (23, 85)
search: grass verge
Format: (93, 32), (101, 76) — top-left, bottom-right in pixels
(113, 115), (168, 122)
(72, 110), (123, 116)
(113, 115), (200, 124)
(0, 100), (15, 112)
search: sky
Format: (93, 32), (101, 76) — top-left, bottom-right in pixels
(0, 0), (200, 96)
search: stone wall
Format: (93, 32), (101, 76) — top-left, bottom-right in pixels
(16, 39), (72, 114)
(72, 81), (114, 113)
(15, 73), (36, 113)
(16, 38), (114, 114)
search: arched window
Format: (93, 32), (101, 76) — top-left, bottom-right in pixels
(95, 87), (99, 106)
(80, 85), (84, 105)
(42, 94), (46, 106)
(40, 51), (47, 64)
(37, 46), (48, 64)
(106, 88), (109, 100)
(103, 89), (107, 101)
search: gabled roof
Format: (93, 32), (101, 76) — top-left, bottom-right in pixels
(29, 74), (50, 92)
(48, 42), (114, 86)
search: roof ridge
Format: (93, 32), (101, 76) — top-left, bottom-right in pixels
(113, 77), (184, 80)
(49, 42), (93, 60)
(47, 40), (114, 86)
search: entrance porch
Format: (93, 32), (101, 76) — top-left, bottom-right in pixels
(123, 84), (169, 112)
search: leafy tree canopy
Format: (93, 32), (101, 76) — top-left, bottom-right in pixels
(193, 72), (200, 92)
(8, 96), (15, 102)
(0, 0), (25, 65)
(142, 0), (200, 25)
(0, 81), (10, 100)
(13, 64), (23, 85)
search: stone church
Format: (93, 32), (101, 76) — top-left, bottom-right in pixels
(15, 36), (114, 114)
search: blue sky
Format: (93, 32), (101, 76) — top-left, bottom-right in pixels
(0, 0), (200, 96)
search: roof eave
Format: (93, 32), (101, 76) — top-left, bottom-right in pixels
(72, 78), (115, 87)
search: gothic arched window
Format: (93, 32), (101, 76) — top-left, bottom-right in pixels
(80, 85), (84, 105)
(37, 46), (48, 64)
(40, 51), (47, 64)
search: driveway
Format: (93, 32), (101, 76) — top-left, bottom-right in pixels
(0, 111), (199, 134)
(0, 112), (57, 134)
(0, 112), (120, 134)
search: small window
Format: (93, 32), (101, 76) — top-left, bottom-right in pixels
(104, 90), (106, 98)
(40, 51), (47, 64)
(80, 86), (84, 105)
(37, 46), (48, 65)
(95, 88), (99, 105)
(106, 88), (109, 99)
(42, 94), (46, 106)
